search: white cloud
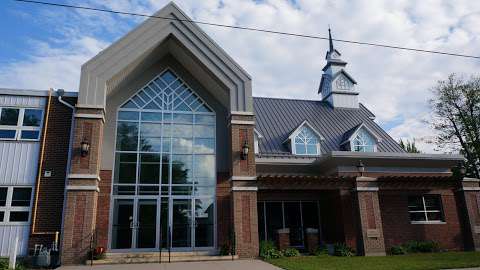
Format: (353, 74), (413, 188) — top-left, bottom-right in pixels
(2, 0), (480, 153)
(0, 37), (108, 91)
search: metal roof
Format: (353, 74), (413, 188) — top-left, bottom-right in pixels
(0, 88), (78, 97)
(253, 97), (405, 156)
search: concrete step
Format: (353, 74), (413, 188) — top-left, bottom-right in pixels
(86, 252), (238, 265)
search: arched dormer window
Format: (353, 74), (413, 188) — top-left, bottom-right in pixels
(341, 123), (381, 152)
(352, 128), (376, 152)
(294, 126), (319, 155)
(286, 121), (323, 156)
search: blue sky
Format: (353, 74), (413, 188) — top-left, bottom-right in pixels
(1, 0), (480, 153)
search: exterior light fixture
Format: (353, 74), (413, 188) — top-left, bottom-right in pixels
(241, 140), (250, 160)
(357, 160), (365, 177)
(80, 139), (90, 157)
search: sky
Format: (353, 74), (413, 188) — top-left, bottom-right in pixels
(1, 0), (479, 153)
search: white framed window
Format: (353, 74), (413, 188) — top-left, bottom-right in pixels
(293, 126), (320, 155)
(0, 186), (33, 225)
(0, 107), (44, 141)
(351, 128), (376, 152)
(408, 195), (445, 224)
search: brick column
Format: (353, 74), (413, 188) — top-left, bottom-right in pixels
(277, 229), (290, 250)
(61, 108), (104, 264)
(305, 228), (319, 254)
(457, 178), (480, 251)
(229, 113), (259, 258)
(354, 177), (386, 256)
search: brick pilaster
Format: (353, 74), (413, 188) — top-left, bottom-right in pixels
(457, 178), (480, 251)
(229, 113), (258, 258)
(305, 228), (319, 254)
(61, 108), (104, 264)
(277, 228), (290, 250)
(354, 177), (386, 256)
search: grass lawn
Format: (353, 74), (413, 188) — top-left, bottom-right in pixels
(267, 252), (480, 270)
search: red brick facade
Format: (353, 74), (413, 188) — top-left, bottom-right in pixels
(216, 172), (232, 249)
(28, 98), (480, 264)
(229, 114), (259, 258)
(277, 229), (290, 250)
(61, 108), (104, 264)
(29, 96), (76, 249)
(96, 170), (112, 249)
(380, 190), (464, 251)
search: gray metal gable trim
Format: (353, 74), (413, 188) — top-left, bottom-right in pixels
(326, 151), (464, 161)
(256, 151), (463, 165)
(78, 2), (252, 112)
(332, 69), (357, 84)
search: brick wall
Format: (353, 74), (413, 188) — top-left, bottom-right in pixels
(339, 190), (358, 249)
(61, 190), (98, 264)
(61, 109), (103, 264)
(216, 172), (232, 248)
(232, 191), (259, 257)
(95, 170), (112, 249)
(380, 190), (464, 251)
(29, 96), (76, 249)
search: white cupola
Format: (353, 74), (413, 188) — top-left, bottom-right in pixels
(318, 28), (359, 108)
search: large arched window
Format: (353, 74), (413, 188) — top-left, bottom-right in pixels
(352, 128), (376, 152)
(293, 126), (320, 155)
(112, 69), (216, 250)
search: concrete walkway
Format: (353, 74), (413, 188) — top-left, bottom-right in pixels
(58, 259), (282, 270)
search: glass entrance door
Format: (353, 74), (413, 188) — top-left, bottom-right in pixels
(171, 198), (192, 248)
(111, 199), (134, 249)
(135, 199), (157, 249)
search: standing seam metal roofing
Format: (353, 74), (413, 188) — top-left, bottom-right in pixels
(253, 97), (405, 155)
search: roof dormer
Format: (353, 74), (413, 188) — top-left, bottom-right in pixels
(254, 128), (263, 154)
(341, 123), (382, 152)
(285, 121), (324, 156)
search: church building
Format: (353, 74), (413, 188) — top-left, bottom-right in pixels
(0, 2), (479, 265)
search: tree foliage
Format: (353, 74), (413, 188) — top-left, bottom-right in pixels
(429, 74), (480, 178)
(399, 139), (421, 153)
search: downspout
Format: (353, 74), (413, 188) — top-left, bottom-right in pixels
(31, 89), (58, 242)
(57, 89), (76, 252)
(30, 89), (75, 252)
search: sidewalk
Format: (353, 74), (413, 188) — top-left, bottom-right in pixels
(59, 259), (282, 270)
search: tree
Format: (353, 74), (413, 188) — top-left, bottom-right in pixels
(429, 74), (480, 178)
(399, 139), (421, 153)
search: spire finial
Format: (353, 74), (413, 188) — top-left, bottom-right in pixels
(328, 25), (334, 53)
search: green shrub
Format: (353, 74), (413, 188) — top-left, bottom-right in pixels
(333, 243), (355, 257)
(259, 241), (283, 259)
(0, 259), (7, 270)
(282, 248), (300, 257)
(0, 258), (27, 270)
(390, 245), (407, 255)
(404, 240), (439, 253)
(313, 246), (329, 256)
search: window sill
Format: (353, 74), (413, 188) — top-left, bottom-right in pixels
(410, 221), (446, 225)
(0, 222), (31, 226)
(0, 139), (40, 142)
